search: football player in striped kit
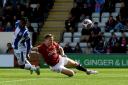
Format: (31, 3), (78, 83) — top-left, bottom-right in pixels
(12, 18), (40, 75)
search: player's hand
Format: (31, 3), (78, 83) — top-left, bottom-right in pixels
(26, 54), (30, 60)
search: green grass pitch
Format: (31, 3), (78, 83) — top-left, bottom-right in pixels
(0, 68), (128, 85)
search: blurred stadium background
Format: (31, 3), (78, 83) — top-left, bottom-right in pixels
(1, 0), (128, 85)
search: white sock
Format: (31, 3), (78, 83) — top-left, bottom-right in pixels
(25, 64), (37, 71)
(24, 63), (32, 70)
(25, 60), (37, 71)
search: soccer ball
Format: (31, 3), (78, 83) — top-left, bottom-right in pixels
(82, 19), (94, 29)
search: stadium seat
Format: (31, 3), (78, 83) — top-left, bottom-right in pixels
(111, 12), (118, 18)
(59, 42), (66, 48)
(78, 27), (83, 32)
(103, 32), (111, 42)
(63, 32), (72, 38)
(115, 3), (122, 8)
(73, 32), (81, 38)
(115, 8), (120, 13)
(63, 37), (72, 43)
(79, 43), (88, 53)
(101, 12), (110, 18)
(69, 42), (77, 48)
(79, 43), (87, 48)
(104, 32), (122, 41)
(73, 37), (80, 43)
(31, 23), (38, 28)
(104, 32), (111, 38)
(31, 23), (39, 32)
(101, 17), (109, 23)
(72, 32), (81, 43)
(98, 22), (105, 28)
(77, 22), (83, 28)
(98, 22), (105, 32)
(92, 13), (100, 18)
(92, 17), (100, 23)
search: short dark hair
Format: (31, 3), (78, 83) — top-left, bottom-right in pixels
(20, 17), (26, 22)
(44, 34), (54, 39)
(20, 17), (27, 25)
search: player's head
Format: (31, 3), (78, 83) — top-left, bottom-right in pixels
(7, 42), (12, 48)
(82, 19), (94, 29)
(19, 17), (26, 28)
(44, 34), (54, 46)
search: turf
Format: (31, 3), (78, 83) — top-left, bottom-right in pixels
(0, 68), (128, 85)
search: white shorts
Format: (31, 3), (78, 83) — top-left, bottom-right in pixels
(50, 56), (69, 73)
(14, 50), (27, 65)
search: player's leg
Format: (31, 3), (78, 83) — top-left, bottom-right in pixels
(24, 53), (40, 75)
(14, 51), (40, 75)
(60, 67), (75, 77)
(25, 59), (40, 75)
(65, 57), (98, 75)
(50, 65), (75, 77)
(50, 57), (75, 77)
(14, 51), (26, 69)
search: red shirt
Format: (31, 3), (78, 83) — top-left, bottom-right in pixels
(38, 42), (60, 66)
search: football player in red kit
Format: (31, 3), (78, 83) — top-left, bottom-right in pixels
(32, 34), (98, 77)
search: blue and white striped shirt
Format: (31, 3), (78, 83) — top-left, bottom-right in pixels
(13, 21), (32, 53)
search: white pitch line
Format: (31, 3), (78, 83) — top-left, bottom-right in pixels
(1, 74), (128, 84)
(0, 78), (63, 84)
(0, 78), (39, 84)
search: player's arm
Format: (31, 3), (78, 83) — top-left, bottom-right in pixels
(31, 47), (38, 52)
(58, 46), (64, 55)
(24, 31), (31, 54)
(31, 45), (41, 52)
(58, 45), (67, 57)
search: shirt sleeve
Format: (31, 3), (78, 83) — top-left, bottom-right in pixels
(24, 30), (31, 53)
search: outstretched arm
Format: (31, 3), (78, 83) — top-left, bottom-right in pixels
(58, 46), (67, 57)
(31, 45), (41, 53)
(31, 47), (38, 51)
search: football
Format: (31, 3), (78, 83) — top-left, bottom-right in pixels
(82, 19), (94, 29)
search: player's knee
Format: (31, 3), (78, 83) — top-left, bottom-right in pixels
(19, 65), (25, 69)
(68, 70), (75, 77)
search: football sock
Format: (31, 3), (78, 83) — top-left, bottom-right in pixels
(25, 63), (36, 71)
(25, 60), (37, 71)
(24, 63), (32, 70)
(76, 64), (87, 72)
